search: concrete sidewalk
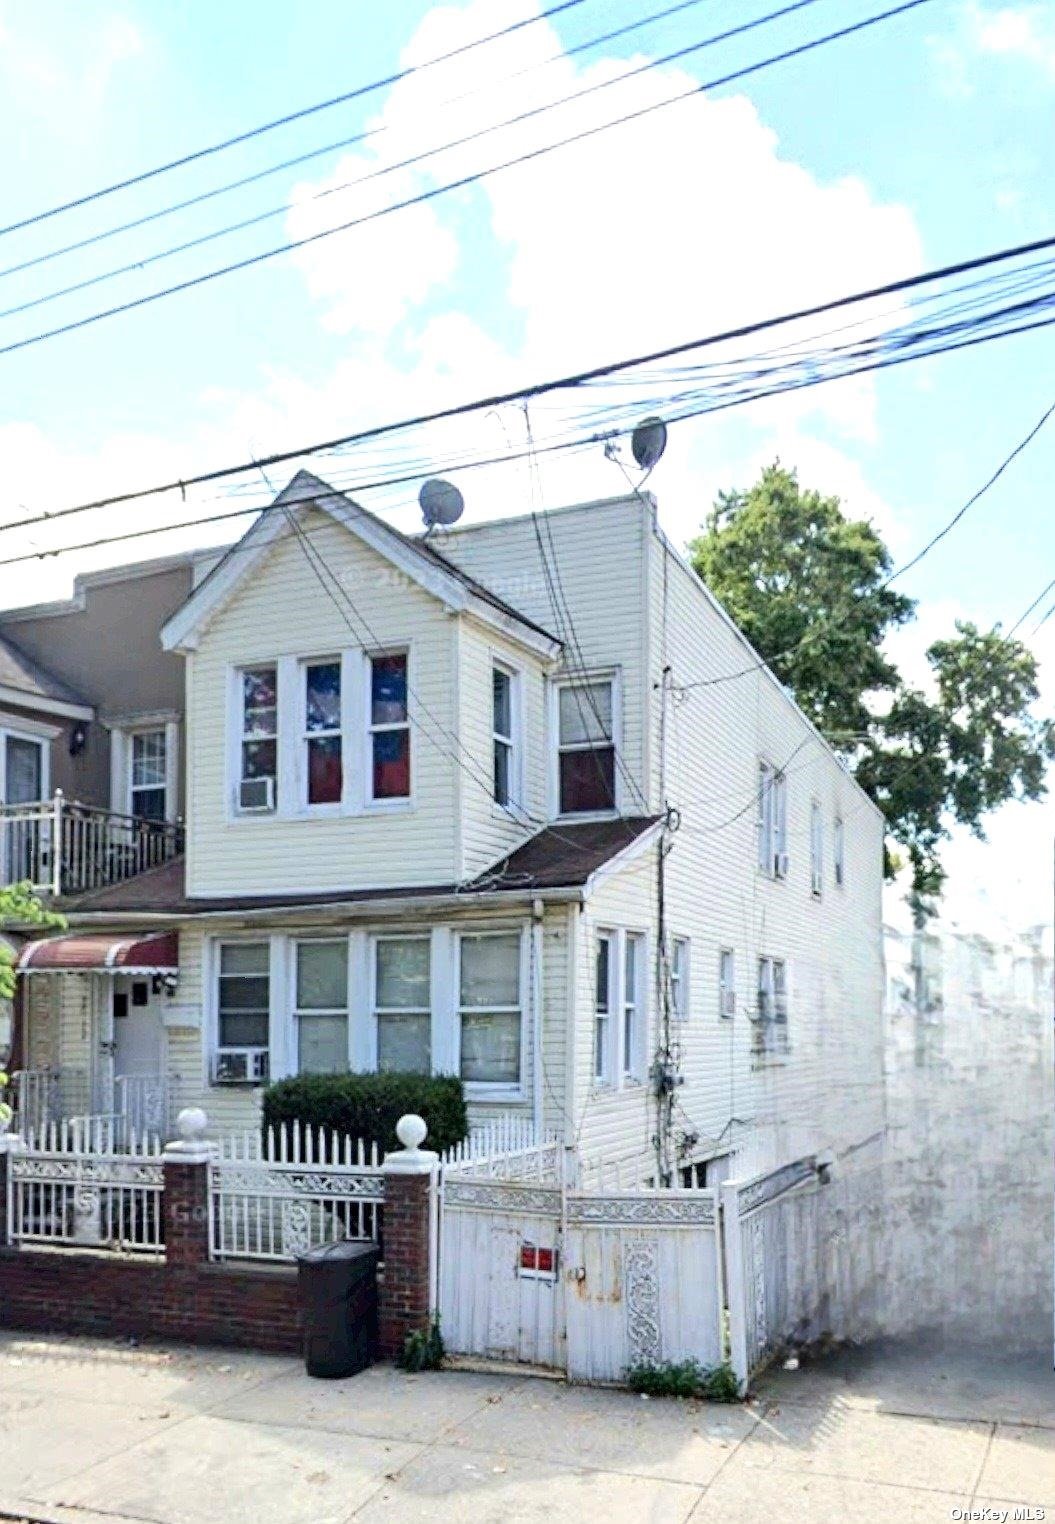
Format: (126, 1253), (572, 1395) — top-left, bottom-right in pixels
(0, 1331), (1051, 1523)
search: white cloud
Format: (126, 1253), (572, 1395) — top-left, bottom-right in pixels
(932, 3), (1055, 94)
(0, 8), (145, 121)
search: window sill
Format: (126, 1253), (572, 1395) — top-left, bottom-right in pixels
(226, 799), (416, 824)
(554, 808), (621, 825)
(464, 1083), (525, 1104)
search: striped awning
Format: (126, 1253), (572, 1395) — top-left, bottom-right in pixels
(17, 931), (179, 975)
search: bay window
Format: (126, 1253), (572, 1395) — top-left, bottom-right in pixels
(370, 652), (410, 801)
(303, 660), (342, 806)
(294, 940), (348, 1074)
(238, 665), (278, 808)
(458, 931), (522, 1088)
(373, 936), (431, 1073)
(556, 677), (616, 815)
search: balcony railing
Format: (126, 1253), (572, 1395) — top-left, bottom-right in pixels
(0, 791), (183, 896)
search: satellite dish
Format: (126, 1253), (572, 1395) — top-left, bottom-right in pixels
(419, 477), (465, 530)
(630, 416), (668, 472)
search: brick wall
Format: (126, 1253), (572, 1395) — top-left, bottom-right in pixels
(378, 1167), (433, 1358)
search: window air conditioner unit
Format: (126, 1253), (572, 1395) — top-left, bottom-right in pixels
(774, 852), (790, 879)
(721, 989), (736, 1018)
(238, 777), (275, 813)
(213, 1048), (269, 1085)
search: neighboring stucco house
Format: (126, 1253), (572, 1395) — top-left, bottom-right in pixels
(10, 471), (885, 1185)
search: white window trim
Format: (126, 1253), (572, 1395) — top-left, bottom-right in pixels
(227, 663), (279, 818)
(369, 931), (432, 1075)
(718, 948), (736, 1019)
(364, 647), (414, 812)
(549, 668), (622, 821)
(454, 926), (529, 1102)
(594, 930), (614, 1087)
(206, 934), (280, 1086)
(755, 955), (789, 1056)
(0, 722), (51, 806)
(111, 719), (179, 822)
(834, 816), (846, 889)
(291, 936), (351, 1075)
(757, 759), (789, 880)
(670, 936), (690, 1022)
(810, 798), (823, 898)
(297, 656), (345, 816)
(491, 655), (524, 815)
(592, 924), (648, 1089)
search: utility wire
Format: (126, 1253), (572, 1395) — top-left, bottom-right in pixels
(0, 214), (1043, 545)
(0, 0), (935, 360)
(0, 0), (828, 325)
(0, 0), (590, 239)
(0, 0), (719, 287)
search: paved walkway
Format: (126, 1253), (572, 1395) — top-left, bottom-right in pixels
(0, 1330), (1051, 1522)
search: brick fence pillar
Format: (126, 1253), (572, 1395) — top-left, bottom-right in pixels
(379, 1115), (438, 1360)
(162, 1107), (214, 1266)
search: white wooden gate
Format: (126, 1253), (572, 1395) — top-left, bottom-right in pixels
(439, 1159), (724, 1380)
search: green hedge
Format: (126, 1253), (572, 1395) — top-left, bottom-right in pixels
(261, 1072), (468, 1156)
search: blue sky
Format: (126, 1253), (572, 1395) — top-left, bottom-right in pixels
(0, 0), (1052, 923)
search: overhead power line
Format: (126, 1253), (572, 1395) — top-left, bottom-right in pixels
(0, 0), (935, 360)
(0, 0), (718, 287)
(0, 0), (590, 240)
(0, 217), (1044, 548)
(0, 0), (829, 325)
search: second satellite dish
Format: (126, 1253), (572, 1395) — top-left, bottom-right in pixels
(419, 478), (465, 530)
(630, 416), (668, 472)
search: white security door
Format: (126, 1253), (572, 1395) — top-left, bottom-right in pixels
(113, 977), (163, 1077)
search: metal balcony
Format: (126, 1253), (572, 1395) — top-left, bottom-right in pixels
(0, 791), (183, 897)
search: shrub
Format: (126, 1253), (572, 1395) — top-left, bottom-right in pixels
(626, 1359), (742, 1403)
(397, 1320), (444, 1372)
(261, 1072), (468, 1156)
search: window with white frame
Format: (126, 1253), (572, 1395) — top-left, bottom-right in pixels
(373, 935), (431, 1073)
(556, 676), (616, 815)
(294, 940), (348, 1074)
(369, 652), (410, 801)
(238, 665), (278, 809)
(810, 799), (823, 897)
(130, 728), (167, 820)
(215, 942), (270, 1082)
(719, 948), (736, 1018)
(834, 816), (845, 888)
(623, 933), (644, 1079)
(458, 931), (521, 1087)
(303, 659), (342, 806)
(492, 664), (517, 808)
(594, 932), (613, 1084)
(756, 955), (789, 1053)
(670, 937), (689, 1020)
(757, 762), (788, 878)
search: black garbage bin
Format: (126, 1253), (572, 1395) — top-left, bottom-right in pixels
(297, 1240), (380, 1379)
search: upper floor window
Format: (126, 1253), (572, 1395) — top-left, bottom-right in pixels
(594, 932), (612, 1084)
(370, 652), (410, 801)
(295, 939), (348, 1074)
(756, 955), (788, 1055)
(834, 816), (845, 888)
(670, 937), (689, 1021)
(757, 761), (788, 878)
(304, 660), (342, 806)
(556, 677), (616, 815)
(623, 932), (644, 1079)
(239, 666), (278, 810)
(373, 935), (431, 1073)
(215, 941), (270, 1083)
(458, 931), (521, 1089)
(130, 729), (167, 821)
(810, 799), (823, 897)
(492, 664), (517, 808)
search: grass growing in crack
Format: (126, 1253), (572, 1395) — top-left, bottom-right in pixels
(626, 1359), (742, 1402)
(396, 1321), (445, 1373)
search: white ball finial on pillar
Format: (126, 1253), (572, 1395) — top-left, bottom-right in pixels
(384, 1113), (437, 1173)
(164, 1106), (214, 1159)
(396, 1113), (428, 1151)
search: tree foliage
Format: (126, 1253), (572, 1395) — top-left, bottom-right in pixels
(691, 463), (1055, 916)
(0, 882), (64, 1001)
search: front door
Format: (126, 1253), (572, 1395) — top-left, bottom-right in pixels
(112, 976), (167, 1134)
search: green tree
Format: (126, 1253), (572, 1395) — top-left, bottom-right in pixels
(0, 883), (63, 1124)
(690, 463), (1055, 917)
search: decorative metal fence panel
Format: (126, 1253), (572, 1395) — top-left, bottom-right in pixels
(209, 1127), (385, 1263)
(8, 1142), (165, 1254)
(722, 1157), (820, 1386)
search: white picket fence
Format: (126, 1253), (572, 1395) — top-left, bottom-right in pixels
(208, 1124), (385, 1263)
(7, 1131), (165, 1255)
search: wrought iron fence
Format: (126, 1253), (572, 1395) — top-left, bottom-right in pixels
(7, 1133), (165, 1255)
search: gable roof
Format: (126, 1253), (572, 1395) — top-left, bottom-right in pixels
(57, 817), (662, 921)
(161, 470), (562, 660)
(0, 630), (93, 720)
